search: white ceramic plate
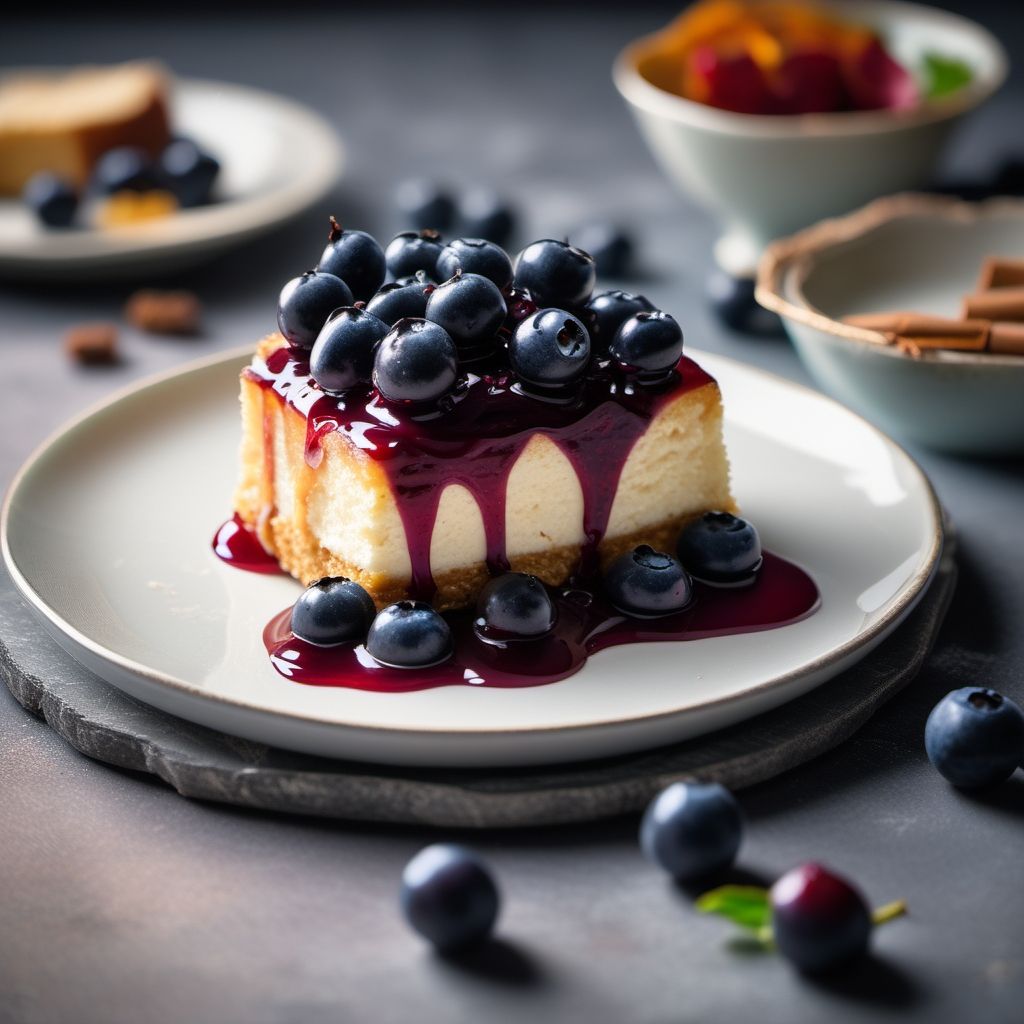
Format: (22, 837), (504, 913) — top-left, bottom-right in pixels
(0, 77), (342, 280)
(1, 347), (942, 767)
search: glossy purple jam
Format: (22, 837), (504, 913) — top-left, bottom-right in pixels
(212, 513), (283, 574)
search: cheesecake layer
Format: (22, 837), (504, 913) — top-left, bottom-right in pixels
(235, 334), (735, 609)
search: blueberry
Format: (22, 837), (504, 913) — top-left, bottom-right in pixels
(365, 275), (431, 326)
(476, 573), (556, 638)
(605, 545), (692, 618)
(366, 600), (453, 668)
(373, 319), (458, 405)
(435, 238), (514, 291)
(395, 179), (456, 232)
(425, 272), (506, 350)
(400, 844), (500, 950)
(676, 512), (762, 584)
(92, 146), (158, 193)
(610, 311), (683, 376)
(770, 863), (872, 973)
(385, 229), (444, 280)
(310, 307), (389, 394)
(585, 290), (655, 354)
(924, 687), (1024, 789)
(277, 271), (354, 350)
(571, 222), (634, 277)
(513, 239), (596, 309)
(158, 138), (219, 206)
(706, 269), (784, 336)
(639, 781), (743, 881)
(509, 308), (591, 388)
(460, 189), (516, 248)
(317, 217), (387, 301)
(290, 577), (376, 647)
(23, 173), (77, 228)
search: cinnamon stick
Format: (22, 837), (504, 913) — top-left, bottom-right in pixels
(976, 257), (1024, 291)
(962, 287), (1024, 321)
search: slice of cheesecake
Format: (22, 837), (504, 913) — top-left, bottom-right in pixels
(0, 62), (171, 194)
(235, 332), (734, 611)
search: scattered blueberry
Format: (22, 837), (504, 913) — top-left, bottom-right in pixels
(924, 687), (1024, 789)
(395, 179), (457, 232)
(513, 239), (596, 309)
(706, 269), (784, 336)
(365, 275), (432, 326)
(604, 545), (692, 617)
(476, 573), (556, 638)
(770, 863), (873, 973)
(366, 600), (453, 668)
(509, 308), (591, 388)
(640, 781), (744, 881)
(610, 311), (683, 376)
(158, 138), (219, 206)
(676, 512), (762, 585)
(290, 577), (376, 647)
(310, 307), (389, 394)
(571, 222), (634, 277)
(425, 272), (506, 350)
(277, 271), (354, 350)
(23, 173), (77, 228)
(373, 318), (459, 404)
(435, 238), (514, 291)
(585, 290), (655, 353)
(460, 189), (516, 248)
(400, 844), (500, 951)
(318, 217), (387, 301)
(385, 229), (444, 280)
(92, 146), (158, 194)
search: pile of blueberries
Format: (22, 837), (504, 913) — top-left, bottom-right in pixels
(291, 511), (762, 670)
(24, 137), (220, 228)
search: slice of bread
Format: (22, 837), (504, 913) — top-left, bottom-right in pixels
(0, 62), (171, 194)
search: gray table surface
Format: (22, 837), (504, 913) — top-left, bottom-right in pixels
(2, 6), (1023, 1023)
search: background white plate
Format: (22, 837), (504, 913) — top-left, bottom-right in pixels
(1, 347), (943, 767)
(0, 76), (342, 279)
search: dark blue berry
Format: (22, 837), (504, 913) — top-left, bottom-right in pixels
(310, 307), (389, 394)
(385, 229), (444, 280)
(317, 217), (387, 301)
(572, 222), (634, 277)
(435, 238), (514, 290)
(676, 512), (762, 584)
(476, 573), (556, 638)
(610, 311), (683, 375)
(509, 308), (591, 388)
(640, 782), (743, 881)
(924, 688), (1024, 789)
(365, 275), (431, 326)
(158, 138), (219, 206)
(373, 319), (458, 404)
(290, 577), (376, 647)
(92, 146), (158, 193)
(585, 290), (655, 353)
(513, 240), (596, 308)
(23, 173), (77, 228)
(425, 272), (506, 350)
(401, 844), (500, 950)
(770, 863), (872, 973)
(277, 271), (354, 350)
(395, 179), (456, 232)
(706, 269), (784, 336)
(604, 545), (692, 617)
(366, 600), (453, 668)
(460, 189), (516, 248)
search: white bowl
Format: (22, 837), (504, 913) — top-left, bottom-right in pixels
(757, 193), (1024, 456)
(613, 0), (1007, 275)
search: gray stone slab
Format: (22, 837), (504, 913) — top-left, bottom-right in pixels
(0, 539), (956, 828)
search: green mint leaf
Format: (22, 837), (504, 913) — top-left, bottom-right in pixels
(922, 52), (973, 100)
(696, 885), (772, 933)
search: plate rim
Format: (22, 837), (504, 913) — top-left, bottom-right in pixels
(0, 345), (945, 739)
